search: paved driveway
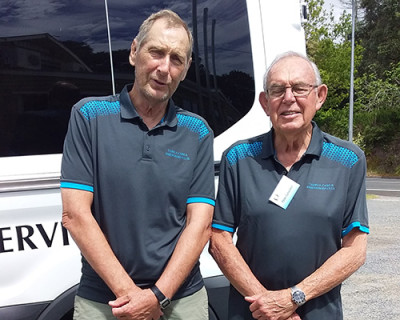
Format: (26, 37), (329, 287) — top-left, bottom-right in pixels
(342, 195), (400, 319)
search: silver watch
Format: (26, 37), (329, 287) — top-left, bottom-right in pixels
(290, 286), (306, 307)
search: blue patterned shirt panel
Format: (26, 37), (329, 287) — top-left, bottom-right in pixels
(321, 142), (359, 168)
(226, 141), (263, 166)
(80, 100), (121, 120)
(176, 114), (210, 141)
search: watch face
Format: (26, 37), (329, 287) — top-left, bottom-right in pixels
(293, 290), (306, 305)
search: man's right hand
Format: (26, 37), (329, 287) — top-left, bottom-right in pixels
(109, 288), (163, 320)
(245, 289), (301, 320)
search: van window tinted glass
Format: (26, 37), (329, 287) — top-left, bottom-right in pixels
(0, 0), (254, 157)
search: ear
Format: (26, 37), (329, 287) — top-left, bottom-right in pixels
(315, 84), (328, 111)
(259, 91), (270, 116)
(129, 39), (138, 67)
(180, 57), (192, 82)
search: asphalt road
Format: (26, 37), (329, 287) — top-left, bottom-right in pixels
(366, 177), (400, 197)
(342, 193), (400, 319)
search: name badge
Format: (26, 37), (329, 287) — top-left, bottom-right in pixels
(269, 175), (300, 210)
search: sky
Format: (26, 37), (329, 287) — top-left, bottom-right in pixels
(323, 0), (352, 20)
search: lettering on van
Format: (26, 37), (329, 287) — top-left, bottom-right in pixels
(0, 222), (71, 253)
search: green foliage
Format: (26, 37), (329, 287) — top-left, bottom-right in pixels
(304, 0), (361, 139)
(358, 0), (400, 78)
(314, 105), (349, 139)
(305, 0), (400, 175)
(354, 62), (400, 150)
(352, 62), (400, 175)
(356, 62), (400, 112)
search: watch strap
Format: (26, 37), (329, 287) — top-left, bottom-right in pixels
(150, 285), (171, 309)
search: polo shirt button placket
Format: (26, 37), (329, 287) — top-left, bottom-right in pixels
(143, 133), (152, 159)
(144, 144), (151, 158)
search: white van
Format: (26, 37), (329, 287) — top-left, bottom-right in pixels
(0, 0), (307, 319)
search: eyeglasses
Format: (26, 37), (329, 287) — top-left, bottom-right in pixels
(266, 84), (319, 98)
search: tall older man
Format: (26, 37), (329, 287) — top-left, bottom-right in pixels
(61, 10), (215, 320)
(210, 51), (369, 320)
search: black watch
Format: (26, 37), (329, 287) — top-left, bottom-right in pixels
(290, 286), (306, 307)
(150, 285), (171, 310)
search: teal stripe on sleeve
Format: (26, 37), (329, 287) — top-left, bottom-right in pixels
(186, 197), (216, 206)
(212, 223), (235, 233)
(342, 221), (370, 237)
(60, 181), (94, 192)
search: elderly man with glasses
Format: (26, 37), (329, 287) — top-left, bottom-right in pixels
(210, 51), (369, 320)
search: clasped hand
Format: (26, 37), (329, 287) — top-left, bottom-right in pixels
(109, 288), (163, 320)
(245, 289), (301, 320)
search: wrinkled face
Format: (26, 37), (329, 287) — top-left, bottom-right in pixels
(129, 18), (191, 104)
(259, 57), (327, 134)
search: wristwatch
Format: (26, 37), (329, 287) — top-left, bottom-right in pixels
(150, 285), (171, 310)
(290, 286), (306, 307)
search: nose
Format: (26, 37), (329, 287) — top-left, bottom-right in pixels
(157, 56), (170, 74)
(283, 86), (295, 102)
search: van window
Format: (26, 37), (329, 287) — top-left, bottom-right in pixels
(0, 0), (254, 157)
(0, 1), (111, 156)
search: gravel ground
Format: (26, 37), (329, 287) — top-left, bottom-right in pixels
(342, 196), (400, 319)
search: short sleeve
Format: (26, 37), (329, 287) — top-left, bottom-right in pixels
(187, 122), (215, 206)
(60, 102), (94, 191)
(342, 148), (369, 236)
(212, 150), (237, 233)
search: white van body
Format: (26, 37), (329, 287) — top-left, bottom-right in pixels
(214, 0), (307, 159)
(0, 0), (306, 319)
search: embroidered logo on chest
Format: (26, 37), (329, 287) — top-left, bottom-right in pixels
(306, 183), (336, 191)
(165, 149), (190, 161)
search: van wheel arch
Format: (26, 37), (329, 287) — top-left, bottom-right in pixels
(38, 285), (77, 320)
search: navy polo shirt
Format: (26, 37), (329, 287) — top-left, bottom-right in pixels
(61, 84), (215, 303)
(212, 122), (369, 320)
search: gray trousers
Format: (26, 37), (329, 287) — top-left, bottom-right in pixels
(73, 286), (208, 320)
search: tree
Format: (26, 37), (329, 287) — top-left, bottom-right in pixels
(304, 0), (363, 138)
(304, 0), (400, 175)
(353, 61), (400, 174)
(357, 0), (400, 77)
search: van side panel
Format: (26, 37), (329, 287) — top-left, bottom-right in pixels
(0, 189), (81, 306)
(214, 0), (307, 159)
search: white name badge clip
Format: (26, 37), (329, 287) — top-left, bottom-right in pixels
(269, 175), (300, 210)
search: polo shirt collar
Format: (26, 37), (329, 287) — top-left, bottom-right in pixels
(119, 84), (178, 127)
(306, 121), (324, 157)
(161, 100), (178, 127)
(261, 121), (324, 159)
(262, 130), (275, 159)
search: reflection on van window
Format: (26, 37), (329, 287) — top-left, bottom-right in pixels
(0, 0), (254, 157)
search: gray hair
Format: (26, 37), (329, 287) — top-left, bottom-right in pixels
(263, 51), (322, 92)
(135, 9), (193, 62)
